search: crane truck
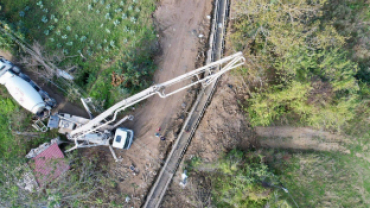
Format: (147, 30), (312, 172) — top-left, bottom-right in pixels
(0, 52), (245, 161)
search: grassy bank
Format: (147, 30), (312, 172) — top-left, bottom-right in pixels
(228, 0), (370, 207)
(229, 0), (370, 132)
(0, 86), (55, 158)
(0, 0), (158, 106)
(269, 150), (370, 207)
(188, 149), (292, 208)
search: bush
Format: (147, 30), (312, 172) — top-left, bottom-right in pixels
(0, 0), (158, 106)
(189, 149), (291, 208)
(231, 0), (363, 131)
(272, 151), (370, 207)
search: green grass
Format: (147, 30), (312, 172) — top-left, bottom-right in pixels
(189, 149), (291, 208)
(0, 86), (57, 158)
(267, 150), (370, 207)
(189, 148), (370, 207)
(0, 0), (157, 106)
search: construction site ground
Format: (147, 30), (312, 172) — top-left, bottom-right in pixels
(2, 0), (213, 207)
(1, 0), (364, 207)
(158, 1), (361, 206)
(110, 0), (213, 206)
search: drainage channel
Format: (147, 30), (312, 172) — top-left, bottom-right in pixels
(142, 0), (230, 207)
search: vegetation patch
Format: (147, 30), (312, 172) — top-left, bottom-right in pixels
(188, 149), (291, 208)
(268, 150), (370, 207)
(0, 0), (157, 106)
(0, 154), (123, 207)
(230, 0), (370, 132)
(0, 87), (56, 158)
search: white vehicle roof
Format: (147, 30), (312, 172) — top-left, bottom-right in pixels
(112, 128), (128, 149)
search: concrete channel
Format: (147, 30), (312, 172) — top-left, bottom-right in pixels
(143, 0), (230, 207)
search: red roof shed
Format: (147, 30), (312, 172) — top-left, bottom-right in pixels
(29, 143), (70, 187)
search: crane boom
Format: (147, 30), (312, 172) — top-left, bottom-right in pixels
(69, 52), (245, 138)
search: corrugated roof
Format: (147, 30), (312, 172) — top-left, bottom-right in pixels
(29, 143), (69, 187)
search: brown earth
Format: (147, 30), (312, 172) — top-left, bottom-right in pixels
(256, 126), (352, 154)
(107, 0), (214, 206)
(161, 74), (255, 208)
(0, 49), (12, 60)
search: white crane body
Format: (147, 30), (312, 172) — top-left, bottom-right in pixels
(55, 52), (245, 160)
(0, 52), (245, 161)
(70, 52), (245, 137)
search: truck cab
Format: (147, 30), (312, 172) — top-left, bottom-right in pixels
(112, 127), (134, 149)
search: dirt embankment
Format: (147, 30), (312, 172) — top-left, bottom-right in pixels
(161, 74), (254, 207)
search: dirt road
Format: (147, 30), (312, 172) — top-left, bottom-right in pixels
(127, 0), (211, 137)
(111, 0), (214, 206)
(256, 126), (352, 153)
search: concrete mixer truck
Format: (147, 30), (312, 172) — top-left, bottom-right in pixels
(0, 57), (56, 131)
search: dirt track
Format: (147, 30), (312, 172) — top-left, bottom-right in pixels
(111, 0), (214, 206)
(256, 126), (352, 153)
(0, 49), (12, 60)
(127, 0), (211, 137)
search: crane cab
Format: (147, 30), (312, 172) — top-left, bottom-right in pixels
(112, 127), (134, 149)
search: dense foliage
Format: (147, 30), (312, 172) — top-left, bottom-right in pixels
(190, 150), (291, 208)
(0, 89), (51, 158)
(231, 0), (369, 131)
(0, 24), (14, 50)
(229, 1), (370, 207)
(0, 0), (158, 106)
(0, 99), (19, 156)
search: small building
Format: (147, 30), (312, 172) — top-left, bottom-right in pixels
(26, 140), (69, 188)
